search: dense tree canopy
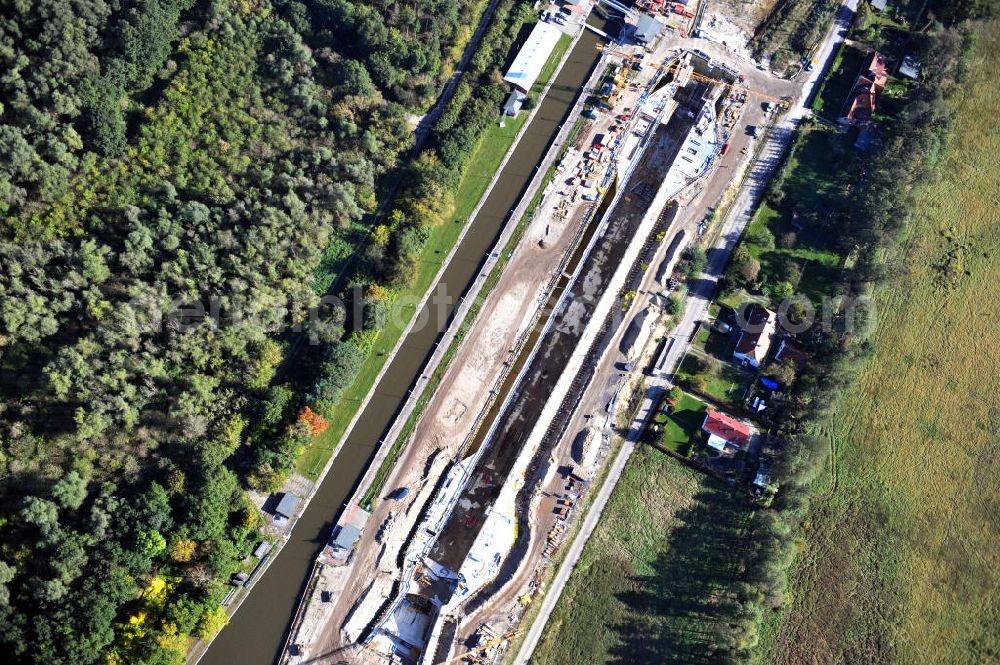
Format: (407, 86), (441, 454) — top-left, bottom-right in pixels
(0, 0), (523, 661)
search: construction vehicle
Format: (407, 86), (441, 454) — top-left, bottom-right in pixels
(440, 630), (519, 664)
(636, 0), (667, 13)
(596, 45), (791, 107)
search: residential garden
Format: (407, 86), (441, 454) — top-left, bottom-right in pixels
(675, 347), (752, 407)
(719, 125), (850, 314)
(647, 389), (707, 457)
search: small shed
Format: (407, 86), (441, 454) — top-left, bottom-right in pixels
(898, 55), (921, 80)
(753, 464), (771, 489)
(634, 14), (664, 46)
(775, 338), (811, 371)
(854, 124), (878, 151)
(253, 541), (272, 558)
(275, 493), (300, 520)
(503, 90), (527, 116)
(331, 523), (361, 551)
(871, 0), (887, 11)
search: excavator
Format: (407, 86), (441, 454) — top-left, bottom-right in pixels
(439, 630), (520, 664)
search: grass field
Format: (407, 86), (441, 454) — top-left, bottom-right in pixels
(295, 33), (575, 478)
(650, 391), (707, 456)
(767, 23), (1000, 665)
(531, 446), (754, 664)
(675, 353), (750, 407)
(781, 124), (853, 214)
(743, 202), (842, 304)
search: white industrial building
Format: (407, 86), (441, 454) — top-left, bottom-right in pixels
(503, 21), (563, 93)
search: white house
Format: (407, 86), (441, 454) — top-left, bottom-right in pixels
(733, 305), (777, 368)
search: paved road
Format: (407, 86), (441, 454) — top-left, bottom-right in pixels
(791, 0), (860, 118)
(511, 3), (857, 662)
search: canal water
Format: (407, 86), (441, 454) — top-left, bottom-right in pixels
(200, 28), (604, 665)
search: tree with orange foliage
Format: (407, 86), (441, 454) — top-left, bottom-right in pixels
(297, 406), (328, 437)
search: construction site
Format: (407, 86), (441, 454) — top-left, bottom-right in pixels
(369, 83), (705, 665)
(267, 1), (804, 663)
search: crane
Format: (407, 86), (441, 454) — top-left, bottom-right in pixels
(596, 45), (790, 106)
(440, 630), (519, 664)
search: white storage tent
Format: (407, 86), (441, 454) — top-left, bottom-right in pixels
(503, 21), (562, 93)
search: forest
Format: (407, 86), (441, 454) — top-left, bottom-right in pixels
(752, 0), (993, 72)
(0, 0), (534, 662)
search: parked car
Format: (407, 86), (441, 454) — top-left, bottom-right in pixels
(387, 487), (410, 501)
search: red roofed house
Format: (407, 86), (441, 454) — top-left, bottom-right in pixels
(841, 51), (888, 125)
(701, 410), (752, 452)
(733, 305), (777, 368)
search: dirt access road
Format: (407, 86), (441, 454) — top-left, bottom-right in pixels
(305, 0), (844, 652)
(509, 2), (859, 660)
(452, 42), (797, 652)
(308, 31), (673, 658)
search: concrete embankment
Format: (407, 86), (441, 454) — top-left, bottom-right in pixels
(198, 29), (604, 665)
